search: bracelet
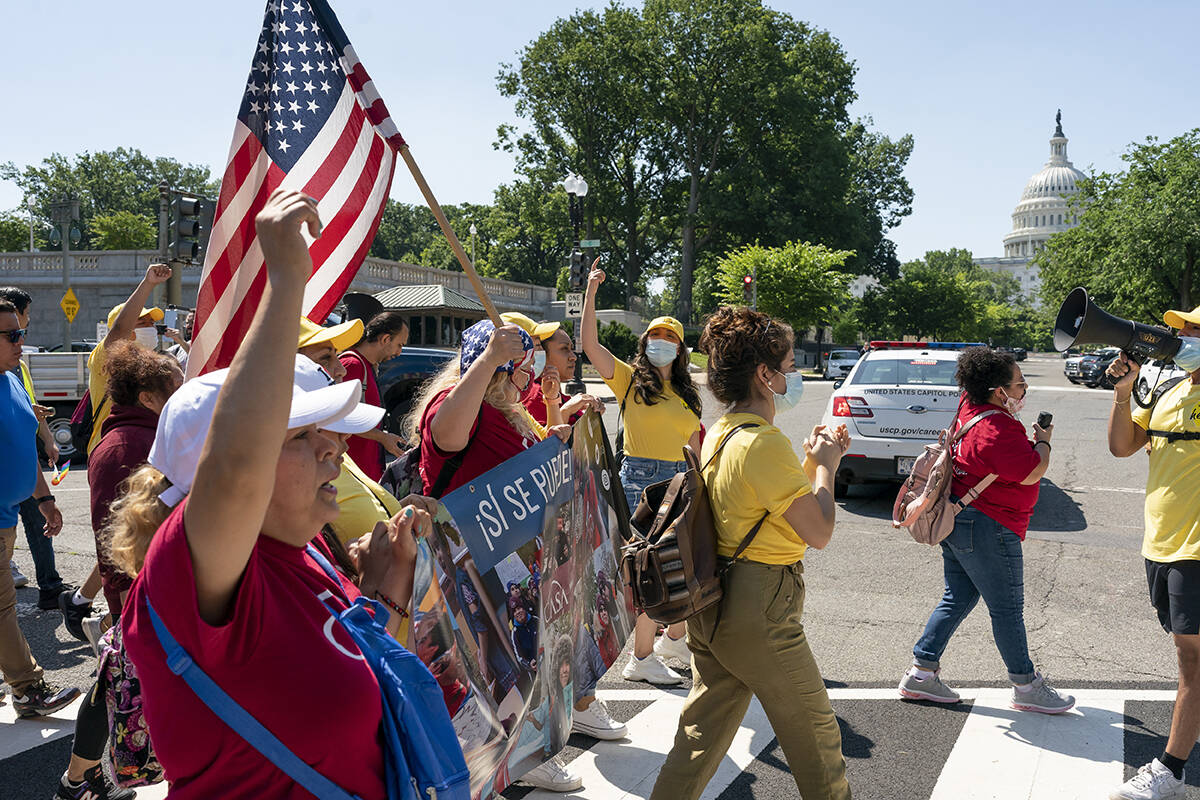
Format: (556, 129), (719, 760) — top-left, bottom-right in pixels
(34, 494), (54, 505)
(1034, 441), (1051, 453)
(375, 590), (410, 620)
(1114, 396), (1131, 406)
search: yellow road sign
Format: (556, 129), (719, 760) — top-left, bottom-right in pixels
(60, 288), (79, 323)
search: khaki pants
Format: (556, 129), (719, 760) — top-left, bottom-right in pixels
(650, 560), (850, 800)
(0, 526), (42, 693)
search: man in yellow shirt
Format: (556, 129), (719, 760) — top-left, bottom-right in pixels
(86, 264), (169, 454)
(1108, 305), (1200, 799)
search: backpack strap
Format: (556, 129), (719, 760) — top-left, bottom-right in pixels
(700, 423), (761, 471)
(951, 473), (998, 511)
(144, 597), (361, 800)
(950, 409), (1002, 445)
(1147, 429), (1200, 443)
(703, 423), (767, 564)
(429, 447), (468, 498)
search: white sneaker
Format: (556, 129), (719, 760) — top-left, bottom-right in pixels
(571, 698), (628, 740)
(519, 757), (583, 792)
(1110, 759), (1186, 799)
(82, 616), (107, 658)
(10, 562), (29, 589)
(653, 632), (691, 664)
(622, 653), (683, 685)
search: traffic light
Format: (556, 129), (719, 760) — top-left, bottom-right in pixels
(168, 193), (215, 265)
(742, 273), (754, 303)
(569, 249), (584, 288)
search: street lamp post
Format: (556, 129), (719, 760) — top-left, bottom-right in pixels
(563, 174), (588, 394)
(27, 200), (35, 252)
(469, 222), (477, 266)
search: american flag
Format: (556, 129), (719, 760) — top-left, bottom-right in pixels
(188, 0), (404, 377)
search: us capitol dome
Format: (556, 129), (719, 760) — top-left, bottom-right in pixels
(971, 111), (1085, 303)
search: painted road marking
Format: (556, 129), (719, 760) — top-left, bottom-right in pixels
(0, 695), (82, 760)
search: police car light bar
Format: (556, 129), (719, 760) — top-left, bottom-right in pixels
(865, 341), (985, 350)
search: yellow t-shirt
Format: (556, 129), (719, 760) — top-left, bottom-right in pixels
(18, 361), (35, 403)
(1132, 377), (1200, 561)
(86, 341), (112, 454)
(331, 454), (403, 545)
(702, 413), (812, 565)
(605, 358), (700, 462)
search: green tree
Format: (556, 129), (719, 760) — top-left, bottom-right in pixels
(715, 241), (853, 338)
(1038, 129), (1200, 323)
(1, 148), (216, 250)
(599, 320), (638, 361)
(859, 259), (980, 340)
(89, 210), (156, 250)
(0, 212), (31, 252)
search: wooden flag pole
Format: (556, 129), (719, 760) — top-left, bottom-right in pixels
(399, 146), (501, 325)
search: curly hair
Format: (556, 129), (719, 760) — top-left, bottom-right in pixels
(105, 341), (182, 407)
(103, 464), (172, 577)
(630, 333), (702, 416)
(956, 347), (1017, 405)
(699, 306), (795, 405)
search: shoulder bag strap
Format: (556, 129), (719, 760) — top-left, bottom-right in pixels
(144, 597), (361, 800)
(615, 381), (633, 442)
(950, 409), (1002, 445)
(430, 447), (468, 498)
(700, 423), (761, 471)
(953, 473), (999, 510)
(702, 423), (767, 563)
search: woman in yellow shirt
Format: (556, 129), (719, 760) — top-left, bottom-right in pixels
(582, 265), (703, 685)
(650, 305), (852, 800)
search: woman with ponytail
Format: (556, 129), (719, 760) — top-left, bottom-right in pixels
(650, 305), (852, 800)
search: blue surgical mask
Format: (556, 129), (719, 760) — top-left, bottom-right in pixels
(1175, 337), (1200, 372)
(645, 339), (678, 367)
(768, 369), (805, 413)
(532, 349), (547, 377)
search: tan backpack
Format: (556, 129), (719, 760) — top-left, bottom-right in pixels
(621, 423), (766, 624)
(892, 410), (1000, 545)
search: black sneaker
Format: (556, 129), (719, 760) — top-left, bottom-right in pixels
(12, 679), (80, 718)
(54, 764), (136, 799)
(38, 582), (73, 611)
(58, 591), (92, 642)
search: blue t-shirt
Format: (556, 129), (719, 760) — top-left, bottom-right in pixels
(0, 371), (38, 526)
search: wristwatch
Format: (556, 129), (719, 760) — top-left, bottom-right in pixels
(34, 494), (55, 505)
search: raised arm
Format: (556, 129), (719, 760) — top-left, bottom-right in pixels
(105, 263), (171, 346)
(429, 324), (526, 454)
(582, 261), (616, 381)
(1106, 353), (1150, 457)
(184, 189), (322, 624)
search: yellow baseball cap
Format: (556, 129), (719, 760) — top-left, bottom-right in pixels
(500, 311), (560, 341)
(297, 316), (363, 352)
(645, 316), (685, 342)
(107, 303), (164, 328)
(1164, 306), (1200, 330)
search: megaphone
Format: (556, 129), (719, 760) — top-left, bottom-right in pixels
(1053, 287), (1182, 363)
(341, 292), (384, 325)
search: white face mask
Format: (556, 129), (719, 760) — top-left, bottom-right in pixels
(999, 387), (1025, 416)
(645, 339), (678, 368)
(133, 327), (159, 349)
(532, 349), (547, 377)
(765, 369), (805, 413)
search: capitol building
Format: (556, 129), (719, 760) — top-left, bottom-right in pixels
(973, 110), (1086, 301)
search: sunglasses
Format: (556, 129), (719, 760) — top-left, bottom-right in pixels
(0, 328), (26, 344)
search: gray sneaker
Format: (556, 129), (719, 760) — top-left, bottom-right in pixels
(1011, 672), (1075, 714)
(899, 668), (960, 703)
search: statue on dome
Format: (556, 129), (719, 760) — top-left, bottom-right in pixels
(1055, 109), (1064, 137)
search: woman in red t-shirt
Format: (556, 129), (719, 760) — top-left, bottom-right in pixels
(113, 190), (432, 799)
(900, 347), (1074, 714)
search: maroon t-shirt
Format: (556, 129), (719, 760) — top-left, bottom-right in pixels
(521, 378), (582, 427)
(419, 386), (540, 498)
(340, 349), (385, 481)
(950, 398), (1043, 538)
(122, 503), (386, 799)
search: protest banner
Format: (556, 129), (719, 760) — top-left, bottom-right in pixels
(407, 410), (636, 798)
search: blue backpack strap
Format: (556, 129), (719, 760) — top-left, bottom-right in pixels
(144, 596), (361, 800)
(306, 543), (351, 605)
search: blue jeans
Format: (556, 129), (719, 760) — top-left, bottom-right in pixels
(912, 506), (1036, 683)
(619, 456), (688, 513)
(17, 496), (62, 591)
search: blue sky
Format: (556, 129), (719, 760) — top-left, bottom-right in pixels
(2, 0), (1196, 264)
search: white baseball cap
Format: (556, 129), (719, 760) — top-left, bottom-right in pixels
(293, 355), (385, 434)
(150, 357), (365, 507)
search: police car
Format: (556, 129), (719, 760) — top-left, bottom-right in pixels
(819, 341), (981, 497)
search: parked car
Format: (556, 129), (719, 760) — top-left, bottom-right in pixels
(1078, 347), (1121, 388)
(48, 340), (99, 353)
(823, 349), (861, 380)
(998, 345), (1027, 361)
(376, 346), (455, 436)
(1063, 354), (1086, 383)
(1137, 358), (1188, 399)
(820, 341), (976, 497)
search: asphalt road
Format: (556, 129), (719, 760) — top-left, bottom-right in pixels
(3, 353), (1187, 799)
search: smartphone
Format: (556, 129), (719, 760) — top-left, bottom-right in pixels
(1037, 412), (1053, 429)
(155, 323), (167, 335)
